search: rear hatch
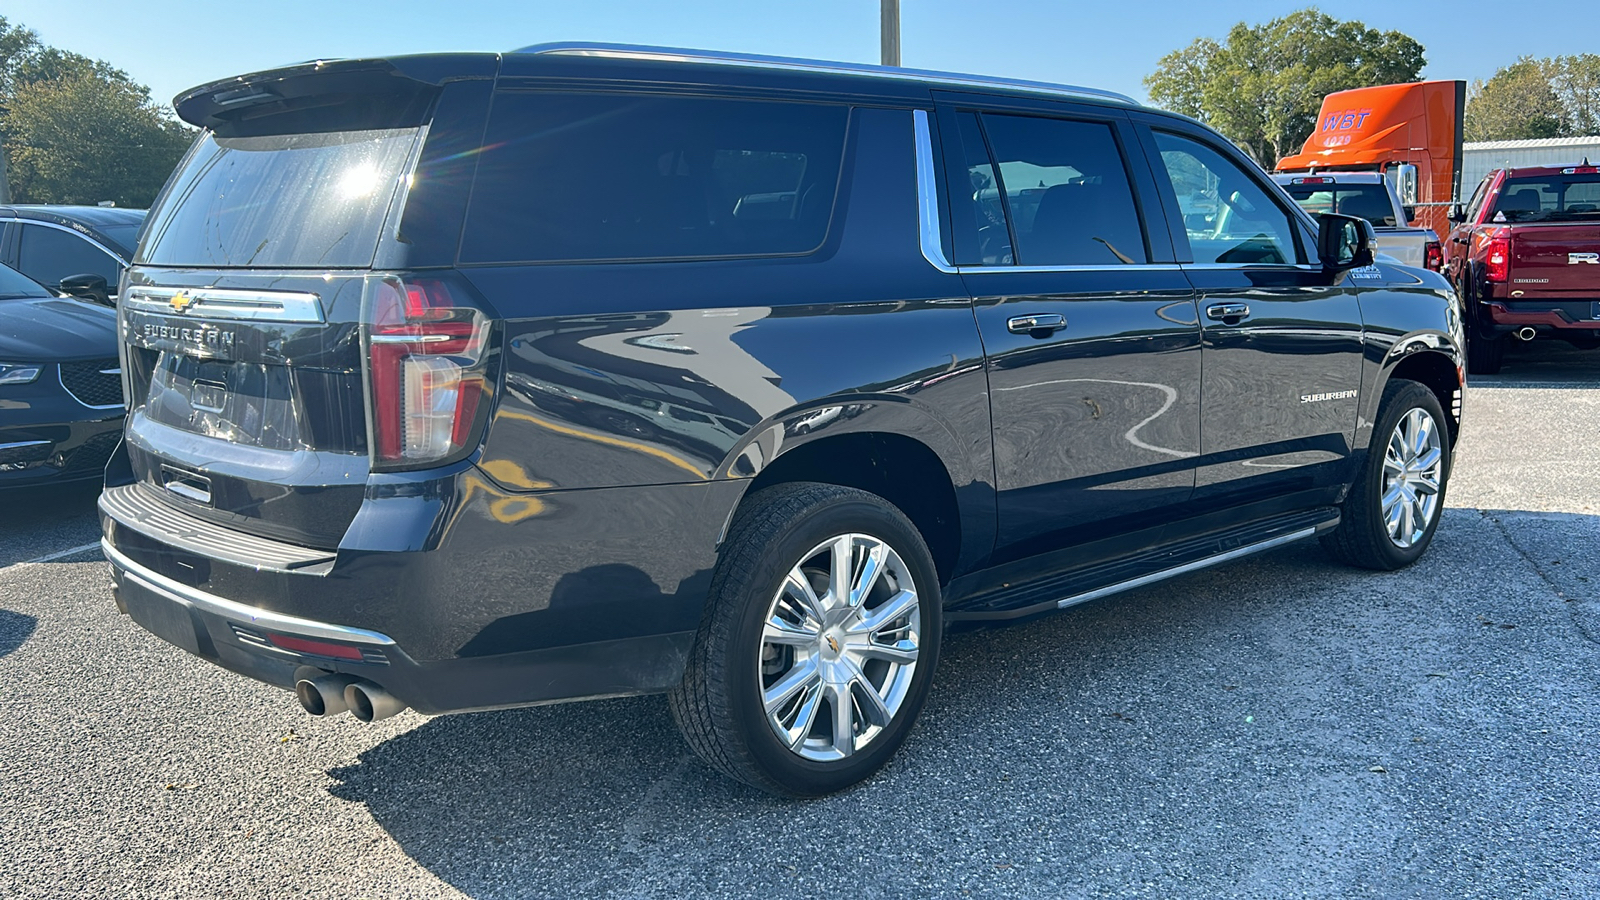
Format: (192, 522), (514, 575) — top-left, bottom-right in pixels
(1496, 170), (1600, 309)
(120, 56), (496, 548)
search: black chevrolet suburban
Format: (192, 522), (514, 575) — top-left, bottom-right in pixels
(101, 44), (1465, 797)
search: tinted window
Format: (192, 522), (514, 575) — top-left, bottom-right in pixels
(1491, 174), (1600, 222)
(1282, 183), (1397, 226)
(17, 225), (121, 287)
(460, 93), (848, 263)
(140, 128), (421, 268)
(973, 114), (1147, 266)
(952, 112), (1010, 264)
(1154, 132), (1299, 265)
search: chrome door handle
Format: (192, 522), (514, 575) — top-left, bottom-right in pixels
(1206, 303), (1250, 323)
(1006, 313), (1067, 335)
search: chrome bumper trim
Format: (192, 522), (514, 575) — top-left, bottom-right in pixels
(103, 538), (395, 646)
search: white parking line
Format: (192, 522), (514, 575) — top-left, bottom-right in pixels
(17, 542), (103, 566)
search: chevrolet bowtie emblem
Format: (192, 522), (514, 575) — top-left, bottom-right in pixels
(169, 291), (196, 313)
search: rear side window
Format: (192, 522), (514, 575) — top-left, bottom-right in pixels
(17, 225), (122, 287)
(139, 128), (421, 268)
(949, 112), (1148, 266)
(459, 93), (848, 264)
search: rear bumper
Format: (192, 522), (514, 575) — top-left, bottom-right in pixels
(105, 535), (698, 714)
(100, 473), (739, 714)
(1484, 301), (1600, 332)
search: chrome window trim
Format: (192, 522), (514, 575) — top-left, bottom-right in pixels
(1180, 263), (1323, 272)
(526, 43), (1139, 107)
(959, 263), (1185, 274)
(912, 110), (957, 274)
(122, 286), (325, 323)
(102, 538), (397, 646)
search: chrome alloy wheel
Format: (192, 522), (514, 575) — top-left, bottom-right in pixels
(1381, 407), (1444, 549)
(758, 533), (922, 762)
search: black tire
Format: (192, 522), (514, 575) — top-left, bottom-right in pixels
(1466, 331), (1505, 375)
(1322, 380), (1452, 570)
(668, 482), (942, 797)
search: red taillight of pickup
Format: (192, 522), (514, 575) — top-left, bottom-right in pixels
(364, 277), (494, 468)
(1483, 235), (1511, 282)
(1424, 240), (1443, 271)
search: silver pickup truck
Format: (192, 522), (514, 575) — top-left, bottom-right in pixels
(1272, 172), (1442, 270)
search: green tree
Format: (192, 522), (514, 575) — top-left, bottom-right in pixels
(1551, 54), (1600, 136)
(0, 15), (192, 206)
(1145, 9), (1426, 166)
(5, 72), (192, 206)
(1463, 58), (1564, 141)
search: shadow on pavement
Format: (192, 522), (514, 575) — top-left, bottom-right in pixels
(315, 508), (1600, 898)
(0, 481), (103, 568)
(0, 609), (38, 658)
(1469, 340), (1600, 388)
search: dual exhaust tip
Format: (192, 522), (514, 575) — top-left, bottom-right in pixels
(294, 673), (407, 722)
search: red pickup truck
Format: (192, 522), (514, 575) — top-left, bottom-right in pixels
(1445, 161), (1600, 373)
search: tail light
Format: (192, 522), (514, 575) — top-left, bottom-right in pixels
(1423, 240), (1443, 272)
(363, 276), (494, 468)
(1484, 235), (1510, 282)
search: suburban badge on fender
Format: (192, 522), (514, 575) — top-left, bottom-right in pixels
(1301, 389), (1358, 403)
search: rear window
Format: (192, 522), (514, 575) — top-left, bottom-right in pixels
(1282, 183), (1398, 226)
(138, 128), (421, 268)
(1491, 175), (1600, 222)
(459, 93), (849, 264)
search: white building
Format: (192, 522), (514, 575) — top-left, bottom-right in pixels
(1460, 135), (1600, 196)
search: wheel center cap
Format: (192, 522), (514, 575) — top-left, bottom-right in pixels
(825, 634), (841, 653)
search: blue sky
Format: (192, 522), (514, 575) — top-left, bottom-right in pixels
(9, 1), (1593, 110)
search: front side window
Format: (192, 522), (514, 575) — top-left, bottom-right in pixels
(968, 113), (1148, 266)
(459, 93), (849, 264)
(1154, 132), (1300, 265)
(1463, 176), (1491, 223)
(17, 225), (121, 288)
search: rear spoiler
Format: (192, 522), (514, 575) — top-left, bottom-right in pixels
(174, 54), (499, 135)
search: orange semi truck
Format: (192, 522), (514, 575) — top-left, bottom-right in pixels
(1275, 80), (1467, 240)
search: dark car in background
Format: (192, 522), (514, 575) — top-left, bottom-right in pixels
(0, 205), (145, 302)
(101, 44), (1464, 797)
(0, 261), (124, 488)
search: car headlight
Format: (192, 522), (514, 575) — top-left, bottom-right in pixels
(0, 363), (43, 385)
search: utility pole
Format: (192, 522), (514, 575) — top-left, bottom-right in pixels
(880, 0), (900, 67)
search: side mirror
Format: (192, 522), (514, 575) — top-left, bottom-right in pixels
(58, 273), (112, 306)
(1446, 204), (1465, 224)
(1402, 205), (1416, 223)
(1318, 213), (1376, 272)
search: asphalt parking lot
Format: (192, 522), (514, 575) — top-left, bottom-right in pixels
(3, 340), (1598, 899)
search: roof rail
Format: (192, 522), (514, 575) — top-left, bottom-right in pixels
(513, 42), (1139, 107)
